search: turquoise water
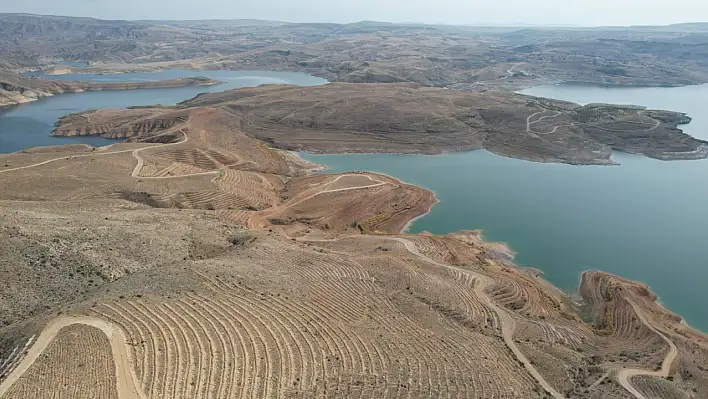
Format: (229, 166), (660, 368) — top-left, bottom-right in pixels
(1, 70), (327, 153)
(3, 70), (707, 331)
(302, 83), (708, 332)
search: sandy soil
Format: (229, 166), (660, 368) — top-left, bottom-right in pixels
(1, 104), (707, 398)
(0, 317), (144, 399)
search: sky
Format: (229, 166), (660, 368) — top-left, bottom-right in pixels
(5, 0), (708, 27)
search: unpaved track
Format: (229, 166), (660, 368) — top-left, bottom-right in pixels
(1, 128), (222, 181)
(526, 110), (565, 134)
(250, 174), (388, 229)
(0, 316), (146, 399)
(130, 129), (214, 179)
(1, 129), (201, 182)
(302, 234), (565, 399)
(0, 148), (137, 174)
(387, 237), (565, 399)
(616, 298), (678, 399)
(284, 174), (387, 208)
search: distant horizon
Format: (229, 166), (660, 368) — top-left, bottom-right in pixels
(3, 0), (708, 28)
(3, 12), (708, 30)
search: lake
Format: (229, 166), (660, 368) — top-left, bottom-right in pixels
(3, 69), (707, 332)
(302, 83), (708, 332)
(0, 70), (327, 153)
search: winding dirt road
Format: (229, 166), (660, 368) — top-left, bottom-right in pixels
(616, 298), (678, 399)
(526, 110), (566, 135)
(0, 147), (136, 174)
(387, 237), (565, 399)
(0, 128), (224, 181)
(249, 174), (387, 229)
(284, 174), (387, 209)
(302, 234), (565, 399)
(129, 129), (218, 179)
(0, 316), (146, 399)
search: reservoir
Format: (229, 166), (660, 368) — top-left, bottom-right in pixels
(302, 83), (708, 332)
(0, 70), (326, 153)
(2, 69), (707, 332)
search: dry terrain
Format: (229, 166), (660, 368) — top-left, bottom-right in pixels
(1, 111), (708, 399)
(2, 13), (708, 399)
(0, 71), (220, 107)
(49, 83), (705, 165)
(1, 323), (120, 399)
(3, 14), (708, 90)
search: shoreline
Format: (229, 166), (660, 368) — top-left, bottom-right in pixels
(299, 150), (707, 336)
(401, 195), (439, 234)
(299, 153), (440, 234)
(0, 76), (224, 110)
(7, 78), (708, 335)
(28, 62), (708, 90)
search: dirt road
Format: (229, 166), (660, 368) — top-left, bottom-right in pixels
(0, 148), (136, 174)
(616, 298), (678, 399)
(526, 110), (566, 134)
(284, 174), (387, 208)
(303, 234), (565, 399)
(0, 316), (146, 399)
(388, 237), (565, 399)
(250, 174), (387, 229)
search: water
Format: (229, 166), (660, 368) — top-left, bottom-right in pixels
(302, 83), (708, 332)
(0, 70), (327, 153)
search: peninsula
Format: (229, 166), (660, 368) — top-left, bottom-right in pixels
(50, 83), (706, 165)
(0, 72), (221, 107)
(2, 12), (708, 399)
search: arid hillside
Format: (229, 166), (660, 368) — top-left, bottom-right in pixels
(51, 83), (705, 165)
(0, 71), (220, 107)
(1, 104), (708, 398)
(3, 13), (708, 399)
(3, 14), (708, 89)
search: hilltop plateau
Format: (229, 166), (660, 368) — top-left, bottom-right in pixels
(50, 83), (706, 165)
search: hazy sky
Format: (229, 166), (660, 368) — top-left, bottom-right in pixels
(6, 0), (708, 26)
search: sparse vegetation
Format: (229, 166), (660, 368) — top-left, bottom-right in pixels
(228, 232), (256, 247)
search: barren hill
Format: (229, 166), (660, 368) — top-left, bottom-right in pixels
(1, 104), (708, 398)
(51, 83), (706, 165)
(3, 14), (708, 91)
(0, 71), (221, 107)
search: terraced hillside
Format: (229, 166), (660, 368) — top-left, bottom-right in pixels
(2, 222), (707, 398)
(2, 99), (708, 398)
(1, 324), (119, 399)
(91, 237), (544, 398)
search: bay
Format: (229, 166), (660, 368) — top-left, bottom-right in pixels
(302, 83), (708, 332)
(0, 69), (326, 153)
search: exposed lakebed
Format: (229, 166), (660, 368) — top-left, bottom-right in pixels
(303, 83), (708, 332)
(0, 69), (326, 153)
